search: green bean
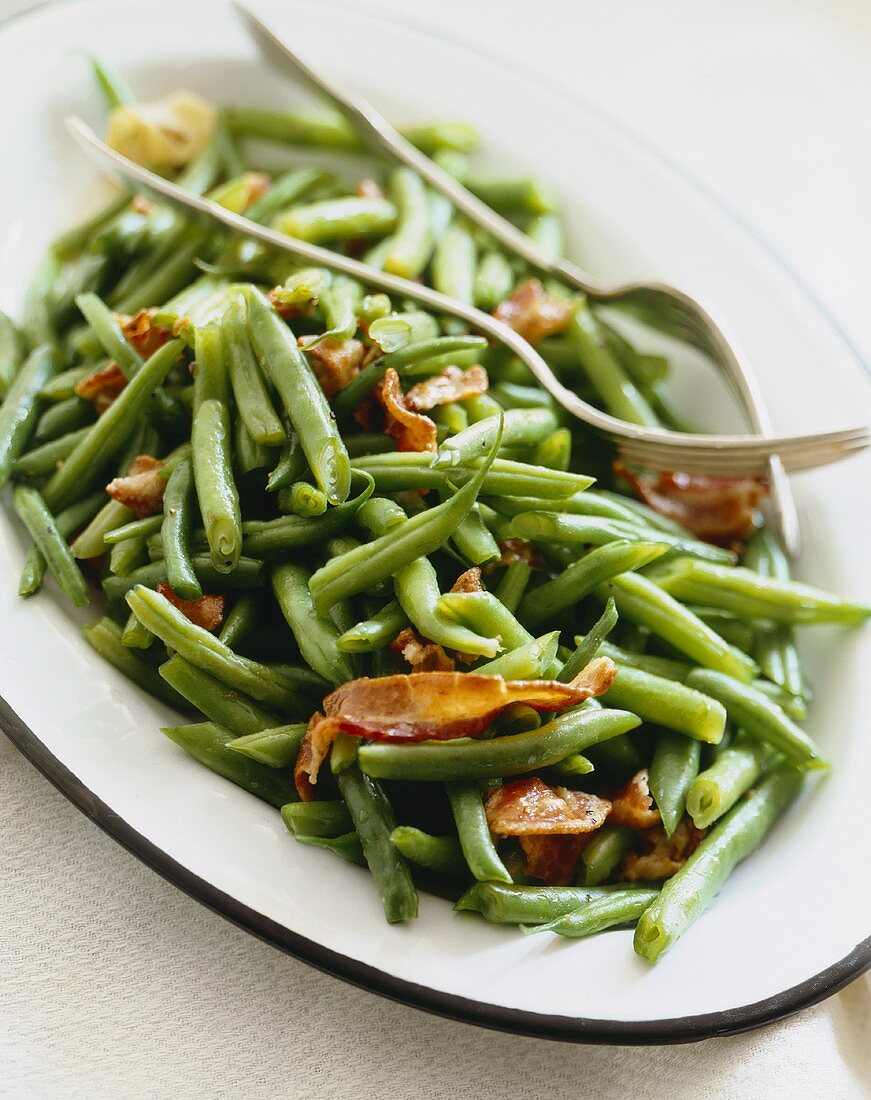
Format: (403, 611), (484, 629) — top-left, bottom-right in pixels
(109, 533), (148, 577)
(217, 593), (259, 649)
(434, 408), (559, 468)
(19, 491), (105, 597)
(755, 625), (805, 700)
(162, 721), (299, 808)
(527, 888), (659, 938)
(382, 168), (433, 279)
(227, 723), (307, 768)
(223, 294), (284, 446)
(357, 495), (407, 534)
(244, 286), (350, 504)
(390, 827), (467, 878)
(0, 309), (26, 397)
(275, 196), (396, 243)
(650, 558), (870, 626)
(602, 666), (726, 744)
(368, 311), (440, 354)
(51, 190), (132, 260)
(431, 402), (469, 438)
(598, 640), (689, 681)
(191, 397), (241, 574)
(567, 301), (659, 427)
(12, 425), (91, 478)
(599, 321), (669, 386)
(293, 831), (365, 865)
(432, 223), (475, 305)
(242, 474), (373, 556)
(403, 120), (480, 154)
(158, 654), (279, 735)
(103, 556), (264, 600)
(455, 881), (649, 924)
(0, 345), (57, 491)
(71, 499), (133, 558)
(287, 482), (328, 517)
(485, 488), (640, 523)
(494, 561), (532, 616)
(266, 426), (306, 493)
(333, 756), (418, 923)
(518, 540), (668, 630)
(310, 428), (502, 615)
(359, 704), (640, 782)
(549, 753), (594, 777)
(121, 609), (154, 649)
(649, 730), (702, 835)
(559, 599), (619, 682)
(332, 335), (486, 421)
(473, 249), (515, 311)
(634, 765), (801, 962)
(312, 275), (360, 341)
(338, 599), (408, 654)
(82, 617), (184, 708)
(87, 53), (133, 108)
(23, 255), (59, 350)
(599, 571), (758, 683)
(38, 365), (92, 402)
(463, 172), (559, 214)
(161, 458), (201, 599)
(687, 606), (756, 651)
(282, 801), (353, 838)
(752, 678), (807, 720)
(35, 395), (94, 442)
(582, 826), (636, 886)
(44, 340), (183, 511)
(353, 451), (589, 499)
(126, 585), (307, 715)
(534, 428), (572, 472)
(525, 212), (565, 259)
(227, 105), (357, 147)
(271, 563), (354, 686)
(446, 781), (512, 882)
(247, 167), (330, 224)
(490, 381), (556, 411)
(451, 505), (501, 566)
(438, 591), (532, 652)
(12, 484), (90, 606)
(685, 668), (827, 771)
(586, 733), (644, 776)
(359, 293), (392, 323)
(686, 732), (770, 829)
(597, 491), (696, 537)
(476, 631), (560, 679)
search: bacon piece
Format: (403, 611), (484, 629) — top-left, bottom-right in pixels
(405, 365), (489, 412)
(105, 455), (166, 517)
(486, 777), (611, 837)
(236, 172), (271, 211)
(119, 309), (172, 360)
(492, 279), (573, 344)
(375, 367), (437, 453)
(294, 724), (319, 801)
(608, 768), (661, 830)
(75, 361), (128, 412)
(299, 659), (617, 786)
(131, 194), (154, 215)
(621, 819), (706, 882)
(299, 335), (366, 398)
(497, 539), (542, 568)
(614, 462), (766, 544)
(450, 567), (483, 594)
(356, 178), (386, 201)
(520, 836), (585, 886)
(390, 627), (456, 672)
(155, 583), (224, 632)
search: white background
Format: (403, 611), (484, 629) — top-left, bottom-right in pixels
(1, 0), (869, 1096)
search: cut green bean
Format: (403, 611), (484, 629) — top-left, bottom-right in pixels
(446, 781), (512, 882)
(527, 889), (659, 938)
(0, 344), (57, 491)
(602, 666), (726, 744)
(158, 654), (278, 735)
(227, 723), (307, 768)
(271, 563), (354, 686)
(559, 599), (619, 682)
(582, 826), (636, 886)
(282, 801), (353, 838)
(12, 484), (90, 606)
(686, 732), (770, 829)
(390, 827), (467, 878)
(649, 730), (702, 835)
(223, 293), (285, 446)
(455, 881), (649, 924)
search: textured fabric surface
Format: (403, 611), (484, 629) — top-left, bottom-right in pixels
(2, 736), (869, 1099)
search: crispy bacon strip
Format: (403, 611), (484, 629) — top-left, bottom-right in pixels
(294, 724), (320, 802)
(492, 279), (573, 345)
(486, 777), (611, 836)
(119, 309), (172, 359)
(608, 769), (661, 830)
(621, 819), (705, 882)
(390, 627), (456, 673)
(155, 583), (225, 632)
(105, 455), (166, 517)
(297, 659), (617, 789)
(614, 462), (766, 544)
(405, 365), (489, 412)
(75, 361), (128, 412)
(375, 368), (437, 453)
(299, 335), (366, 398)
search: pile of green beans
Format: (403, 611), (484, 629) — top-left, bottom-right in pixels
(1, 66), (867, 963)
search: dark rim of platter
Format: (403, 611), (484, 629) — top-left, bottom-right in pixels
(1, 0), (869, 1047)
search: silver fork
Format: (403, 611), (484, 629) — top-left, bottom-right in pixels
(65, 118), (869, 485)
(232, 2), (836, 556)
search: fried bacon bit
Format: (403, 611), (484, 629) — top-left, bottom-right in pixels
(497, 539), (542, 568)
(297, 659), (618, 788)
(105, 455), (166, 517)
(492, 279), (573, 345)
(608, 769), (661, 830)
(294, 725), (319, 801)
(298, 335), (366, 398)
(75, 361), (128, 412)
(120, 309), (172, 360)
(450, 567), (483, 594)
(621, 819), (705, 882)
(237, 171), (271, 211)
(155, 583), (225, 632)
(485, 778), (611, 885)
(404, 365), (489, 412)
(390, 627), (456, 673)
(375, 367), (437, 453)
(614, 462), (766, 544)
(356, 178), (386, 201)
(131, 194), (154, 215)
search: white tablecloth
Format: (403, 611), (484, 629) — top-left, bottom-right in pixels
(1, 0), (869, 1095)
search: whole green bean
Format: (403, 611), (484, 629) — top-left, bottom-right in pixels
(634, 765), (801, 962)
(581, 826), (636, 886)
(685, 668), (827, 771)
(649, 730), (702, 835)
(686, 732), (770, 829)
(191, 397), (241, 574)
(602, 666), (725, 743)
(19, 491), (105, 597)
(161, 458), (201, 599)
(226, 723), (307, 768)
(455, 881), (648, 924)
(34, 395), (93, 442)
(159, 654), (278, 735)
(438, 591), (532, 652)
(276, 196), (397, 243)
(527, 889), (659, 938)
(162, 721), (299, 808)
(109, 534), (148, 577)
(359, 705), (640, 782)
(271, 563), (354, 685)
(102, 556), (264, 601)
(432, 223), (476, 305)
(390, 827), (467, 878)
(494, 561), (532, 616)
(217, 593), (259, 649)
(12, 484), (90, 606)
(223, 294), (285, 446)
(476, 631), (560, 679)
(0, 344), (57, 491)
(12, 425), (91, 478)
(244, 286), (351, 504)
(383, 167), (433, 279)
(282, 801), (354, 838)
(446, 781), (512, 882)
(434, 408), (559, 468)
(559, 598), (619, 682)
(338, 599), (408, 653)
